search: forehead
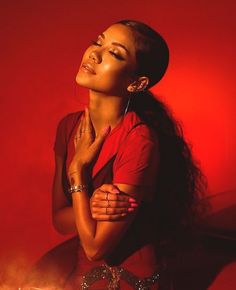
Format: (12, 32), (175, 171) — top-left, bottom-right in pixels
(102, 24), (136, 54)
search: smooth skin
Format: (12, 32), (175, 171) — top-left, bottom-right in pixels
(52, 24), (150, 260)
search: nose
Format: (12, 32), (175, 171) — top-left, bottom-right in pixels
(89, 50), (101, 64)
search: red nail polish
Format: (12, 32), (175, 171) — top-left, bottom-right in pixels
(112, 188), (120, 193)
(103, 126), (111, 134)
(128, 207), (135, 212)
(129, 198), (136, 202)
(131, 203), (138, 207)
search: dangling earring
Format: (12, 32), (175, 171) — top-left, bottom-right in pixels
(124, 97), (131, 115)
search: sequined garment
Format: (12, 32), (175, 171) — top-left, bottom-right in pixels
(80, 263), (159, 289)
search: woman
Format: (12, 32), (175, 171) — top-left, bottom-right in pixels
(23, 20), (206, 289)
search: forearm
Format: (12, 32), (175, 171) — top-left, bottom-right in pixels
(70, 169), (99, 259)
(53, 206), (77, 235)
(69, 168), (139, 261)
(71, 178), (138, 261)
(72, 191), (97, 250)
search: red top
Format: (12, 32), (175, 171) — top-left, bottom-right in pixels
(54, 111), (159, 193)
(54, 111), (160, 288)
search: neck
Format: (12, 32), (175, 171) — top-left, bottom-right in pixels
(88, 90), (129, 135)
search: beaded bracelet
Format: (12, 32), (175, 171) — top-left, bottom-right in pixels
(68, 184), (87, 194)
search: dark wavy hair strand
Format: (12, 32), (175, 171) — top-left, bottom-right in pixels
(116, 20), (207, 252)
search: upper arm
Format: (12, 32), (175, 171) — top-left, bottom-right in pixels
(52, 112), (79, 212)
(52, 154), (70, 215)
(52, 113), (78, 232)
(113, 126), (159, 200)
(91, 127), (159, 259)
(52, 114), (71, 214)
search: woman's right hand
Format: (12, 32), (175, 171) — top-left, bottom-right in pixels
(68, 108), (110, 177)
(90, 184), (139, 221)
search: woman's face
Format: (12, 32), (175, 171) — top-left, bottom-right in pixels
(76, 24), (137, 95)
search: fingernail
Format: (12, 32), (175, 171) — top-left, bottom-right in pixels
(131, 203), (138, 207)
(112, 188), (120, 193)
(129, 198), (136, 202)
(128, 207), (135, 212)
(103, 126), (111, 135)
(121, 213), (127, 216)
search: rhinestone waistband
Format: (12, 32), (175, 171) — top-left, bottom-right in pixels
(80, 263), (160, 289)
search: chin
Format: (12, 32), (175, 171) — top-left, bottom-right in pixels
(76, 73), (90, 88)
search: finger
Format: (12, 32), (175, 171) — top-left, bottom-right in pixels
(92, 206), (129, 214)
(93, 190), (119, 201)
(80, 114), (86, 134)
(92, 207), (136, 220)
(105, 207), (136, 214)
(92, 213), (128, 221)
(90, 125), (110, 154)
(107, 194), (137, 202)
(93, 191), (136, 203)
(74, 119), (83, 147)
(92, 200), (137, 208)
(98, 184), (120, 194)
(76, 118), (83, 136)
(84, 108), (94, 135)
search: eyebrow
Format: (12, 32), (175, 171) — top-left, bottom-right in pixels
(99, 33), (130, 54)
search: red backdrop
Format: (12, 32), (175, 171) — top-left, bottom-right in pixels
(0, 0), (235, 281)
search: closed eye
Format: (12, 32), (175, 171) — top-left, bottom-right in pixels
(91, 39), (125, 61)
(109, 51), (125, 61)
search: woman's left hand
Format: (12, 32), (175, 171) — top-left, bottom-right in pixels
(90, 184), (139, 221)
(68, 108), (110, 176)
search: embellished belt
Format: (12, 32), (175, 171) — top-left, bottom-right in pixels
(80, 263), (160, 289)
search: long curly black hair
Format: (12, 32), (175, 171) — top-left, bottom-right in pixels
(117, 20), (208, 252)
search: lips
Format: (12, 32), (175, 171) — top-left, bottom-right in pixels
(80, 63), (96, 74)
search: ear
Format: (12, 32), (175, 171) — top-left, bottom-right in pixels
(127, 76), (149, 93)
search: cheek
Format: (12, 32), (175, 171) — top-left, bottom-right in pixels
(100, 62), (133, 83)
(97, 67), (133, 94)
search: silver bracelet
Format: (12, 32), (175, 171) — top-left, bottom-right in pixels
(69, 184), (87, 194)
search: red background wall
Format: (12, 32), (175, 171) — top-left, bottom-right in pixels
(0, 0), (235, 281)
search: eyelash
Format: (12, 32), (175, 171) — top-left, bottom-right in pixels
(91, 40), (101, 46)
(90, 40), (124, 61)
(109, 51), (124, 60)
